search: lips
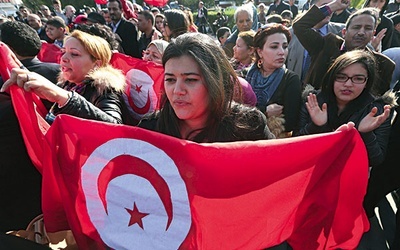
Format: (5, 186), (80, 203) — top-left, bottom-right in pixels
(340, 89), (353, 95)
(276, 58), (285, 63)
(61, 66), (72, 73)
(353, 37), (365, 43)
(173, 100), (190, 106)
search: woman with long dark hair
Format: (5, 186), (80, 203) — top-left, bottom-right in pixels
(139, 33), (274, 142)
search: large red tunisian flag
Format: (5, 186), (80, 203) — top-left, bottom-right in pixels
(40, 113), (370, 249)
(110, 53), (164, 122)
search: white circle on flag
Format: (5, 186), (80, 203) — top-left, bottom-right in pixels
(81, 138), (191, 249)
(124, 69), (157, 120)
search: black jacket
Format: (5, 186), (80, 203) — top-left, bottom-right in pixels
(295, 88), (396, 167)
(0, 93), (42, 232)
(112, 18), (140, 58)
(53, 65), (127, 124)
(21, 57), (60, 84)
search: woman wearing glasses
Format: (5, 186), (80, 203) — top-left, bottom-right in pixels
(295, 50), (395, 167)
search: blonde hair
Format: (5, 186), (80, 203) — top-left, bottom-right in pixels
(65, 30), (111, 67)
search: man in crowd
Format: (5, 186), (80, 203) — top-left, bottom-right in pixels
(293, 0), (394, 95)
(266, 0), (290, 15)
(137, 10), (162, 55)
(288, 0), (298, 18)
(287, 0), (345, 82)
(101, 8), (112, 25)
(27, 14), (53, 42)
(39, 5), (54, 20)
(64, 5), (76, 25)
(18, 5), (31, 23)
(52, 0), (68, 24)
(196, 1), (208, 34)
(45, 17), (67, 48)
(1, 21), (60, 84)
(0, 21), (61, 232)
(107, 0), (140, 58)
(223, 5), (253, 58)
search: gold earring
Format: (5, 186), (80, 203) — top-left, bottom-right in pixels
(257, 59), (263, 69)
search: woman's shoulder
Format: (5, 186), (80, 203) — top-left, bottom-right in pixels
(137, 111), (160, 131)
(283, 68), (301, 82)
(87, 65), (126, 93)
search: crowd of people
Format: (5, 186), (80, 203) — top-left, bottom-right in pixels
(0, 0), (400, 248)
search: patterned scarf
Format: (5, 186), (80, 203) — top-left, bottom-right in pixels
(246, 64), (285, 108)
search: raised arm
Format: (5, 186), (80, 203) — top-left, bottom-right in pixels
(292, 0), (349, 56)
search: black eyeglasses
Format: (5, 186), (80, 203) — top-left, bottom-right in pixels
(335, 74), (368, 84)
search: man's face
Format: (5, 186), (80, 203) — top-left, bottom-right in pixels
(343, 14), (376, 50)
(27, 15), (41, 29)
(53, 3), (61, 12)
(40, 6), (52, 17)
(107, 1), (122, 22)
(46, 25), (65, 40)
(102, 11), (111, 24)
(368, 0), (386, 10)
(137, 14), (150, 32)
(395, 23), (400, 32)
(236, 11), (252, 32)
(19, 7), (29, 17)
(65, 7), (76, 18)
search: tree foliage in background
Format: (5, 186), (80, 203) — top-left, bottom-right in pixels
(22, 0), (98, 13)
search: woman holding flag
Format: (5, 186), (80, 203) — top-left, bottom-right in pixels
(1, 30), (126, 124)
(139, 32), (275, 142)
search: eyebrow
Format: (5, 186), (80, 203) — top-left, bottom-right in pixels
(164, 72), (201, 76)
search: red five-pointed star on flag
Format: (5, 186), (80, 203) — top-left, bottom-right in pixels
(135, 84), (142, 93)
(125, 202), (149, 229)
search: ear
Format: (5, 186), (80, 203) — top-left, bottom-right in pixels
(94, 60), (102, 68)
(256, 47), (263, 58)
(249, 46), (256, 56)
(341, 27), (346, 37)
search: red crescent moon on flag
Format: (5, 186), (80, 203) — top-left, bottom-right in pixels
(80, 138), (191, 249)
(97, 155), (173, 229)
(126, 83), (152, 115)
(124, 69), (157, 120)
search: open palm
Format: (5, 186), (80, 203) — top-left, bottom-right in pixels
(305, 93), (328, 126)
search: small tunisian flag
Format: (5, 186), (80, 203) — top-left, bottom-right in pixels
(110, 53), (164, 122)
(37, 42), (62, 64)
(41, 114), (370, 249)
(0, 42), (49, 172)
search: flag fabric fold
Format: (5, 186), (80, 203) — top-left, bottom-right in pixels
(110, 53), (164, 122)
(37, 42), (62, 64)
(41, 114), (369, 249)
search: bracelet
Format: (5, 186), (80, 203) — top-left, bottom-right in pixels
(58, 91), (73, 108)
